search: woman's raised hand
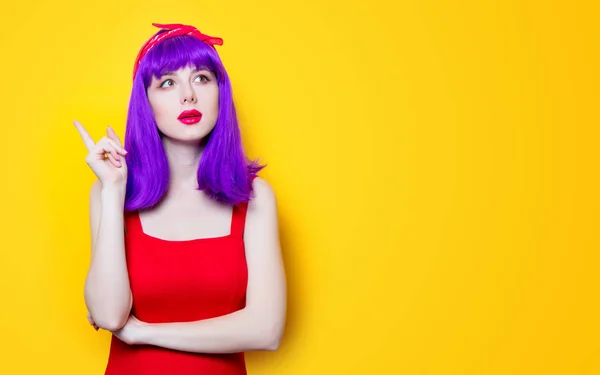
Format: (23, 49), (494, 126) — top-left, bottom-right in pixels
(74, 120), (128, 189)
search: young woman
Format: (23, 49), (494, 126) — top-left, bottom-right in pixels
(74, 23), (287, 374)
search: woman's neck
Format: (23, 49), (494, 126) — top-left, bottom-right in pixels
(162, 137), (205, 190)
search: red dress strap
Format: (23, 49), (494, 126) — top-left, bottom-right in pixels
(229, 174), (258, 239)
(123, 210), (143, 236)
(230, 203), (248, 238)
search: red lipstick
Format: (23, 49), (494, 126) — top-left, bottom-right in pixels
(178, 109), (202, 125)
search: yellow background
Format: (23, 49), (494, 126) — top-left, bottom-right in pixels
(0, 0), (598, 373)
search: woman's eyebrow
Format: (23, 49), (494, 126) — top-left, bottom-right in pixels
(161, 68), (210, 76)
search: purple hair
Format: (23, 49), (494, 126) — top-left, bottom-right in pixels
(123, 32), (265, 212)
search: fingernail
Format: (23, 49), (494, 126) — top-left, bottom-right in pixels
(123, 149), (128, 155)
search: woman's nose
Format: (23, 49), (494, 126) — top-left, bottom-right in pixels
(181, 86), (197, 104)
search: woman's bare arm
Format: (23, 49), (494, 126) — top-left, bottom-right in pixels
(74, 122), (132, 331)
(84, 180), (132, 331)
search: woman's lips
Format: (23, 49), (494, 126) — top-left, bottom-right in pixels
(179, 116), (202, 125)
(178, 109), (202, 125)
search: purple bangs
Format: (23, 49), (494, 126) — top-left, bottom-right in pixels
(123, 33), (265, 212)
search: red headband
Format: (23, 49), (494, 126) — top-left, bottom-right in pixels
(133, 23), (224, 80)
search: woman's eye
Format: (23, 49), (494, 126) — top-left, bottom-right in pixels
(195, 74), (210, 83)
(159, 79), (174, 88)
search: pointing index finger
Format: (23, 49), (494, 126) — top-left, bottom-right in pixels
(73, 120), (96, 152)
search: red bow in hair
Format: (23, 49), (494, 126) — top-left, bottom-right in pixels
(133, 23), (223, 79)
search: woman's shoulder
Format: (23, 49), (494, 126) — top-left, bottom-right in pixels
(250, 176), (276, 206)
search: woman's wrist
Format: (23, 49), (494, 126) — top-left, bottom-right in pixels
(134, 320), (154, 345)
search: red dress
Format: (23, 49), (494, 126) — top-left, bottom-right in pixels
(104, 198), (252, 374)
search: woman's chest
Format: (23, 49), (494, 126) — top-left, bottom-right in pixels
(139, 193), (235, 242)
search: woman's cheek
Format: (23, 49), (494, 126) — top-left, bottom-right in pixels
(154, 107), (168, 121)
(209, 91), (220, 117)
(151, 100), (171, 123)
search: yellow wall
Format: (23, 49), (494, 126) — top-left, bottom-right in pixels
(0, 0), (598, 373)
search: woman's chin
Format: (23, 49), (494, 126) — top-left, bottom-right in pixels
(160, 125), (214, 144)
